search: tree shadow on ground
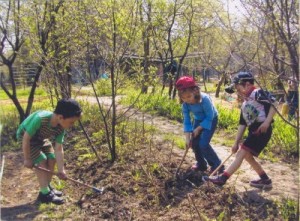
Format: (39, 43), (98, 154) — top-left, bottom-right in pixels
(1, 201), (40, 221)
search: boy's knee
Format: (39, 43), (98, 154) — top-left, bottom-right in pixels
(236, 148), (248, 159)
(244, 152), (254, 161)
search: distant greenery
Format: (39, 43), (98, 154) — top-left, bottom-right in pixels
(0, 98), (52, 152)
(95, 79), (112, 96)
(120, 89), (182, 121)
(0, 87), (47, 99)
(269, 117), (298, 157)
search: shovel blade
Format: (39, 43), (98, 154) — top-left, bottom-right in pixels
(93, 187), (104, 194)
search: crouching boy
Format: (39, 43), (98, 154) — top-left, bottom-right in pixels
(17, 98), (82, 204)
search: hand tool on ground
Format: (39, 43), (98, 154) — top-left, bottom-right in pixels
(34, 166), (104, 194)
(175, 133), (194, 177)
(209, 153), (233, 177)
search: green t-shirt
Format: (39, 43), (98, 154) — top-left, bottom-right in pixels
(17, 110), (65, 146)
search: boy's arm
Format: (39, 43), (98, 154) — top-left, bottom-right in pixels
(54, 143), (67, 180)
(22, 132), (33, 168)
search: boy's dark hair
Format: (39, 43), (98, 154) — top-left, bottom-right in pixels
(54, 98), (82, 118)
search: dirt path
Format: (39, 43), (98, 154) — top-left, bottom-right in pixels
(1, 95), (298, 220)
(78, 95), (299, 201)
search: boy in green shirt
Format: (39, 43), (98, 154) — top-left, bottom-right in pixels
(17, 98), (82, 205)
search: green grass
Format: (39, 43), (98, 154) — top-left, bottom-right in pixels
(276, 198), (298, 220)
(0, 97), (52, 152)
(267, 116), (298, 157)
(0, 87), (47, 99)
(163, 133), (185, 150)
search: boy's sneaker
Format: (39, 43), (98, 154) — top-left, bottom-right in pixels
(250, 178), (272, 189)
(202, 175), (227, 186)
(49, 184), (63, 197)
(37, 192), (64, 205)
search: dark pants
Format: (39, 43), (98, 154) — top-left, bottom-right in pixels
(192, 117), (221, 170)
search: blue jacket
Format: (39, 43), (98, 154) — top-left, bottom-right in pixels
(182, 92), (218, 132)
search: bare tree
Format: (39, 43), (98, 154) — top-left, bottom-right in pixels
(0, 0), (26, 123)
(242, 0), (298, 80)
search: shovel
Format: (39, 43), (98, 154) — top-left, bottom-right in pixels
(209, 153), (233, 177)
(175, 133), (194, 177)
(175, 147), (190, 177)
(34, 166), (104, 194)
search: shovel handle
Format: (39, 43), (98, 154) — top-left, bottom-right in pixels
(209, 153), (233, 177)
(175, 147), (189, 175)
(175, 133), (194, 176)
(34, 166), (103, 193)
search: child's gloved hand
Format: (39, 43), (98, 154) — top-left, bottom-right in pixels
(24, 159), (33, 168)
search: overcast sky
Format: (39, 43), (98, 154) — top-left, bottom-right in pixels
(222, 0), (246, 17)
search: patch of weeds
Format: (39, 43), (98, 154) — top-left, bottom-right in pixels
(215, 104), (239, 130)
(131, 169), (142, 181)
(51, 179), (66, 191)
(76, 147), (90, 152)
(276, 198), (298, 220)
(74, 139), (89, 151)
(259, 150), (279, 163)
(163, 133), (185, 150)
(1, 141), (20, 152)
(78, 153), (95, 162)
(216, 209), (229, 221)
(149, 162), (161, 175)
(38, 203), (77, 219)
(212, 129), (236, 147)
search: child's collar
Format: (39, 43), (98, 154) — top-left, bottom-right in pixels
(246, 86), (256, 97)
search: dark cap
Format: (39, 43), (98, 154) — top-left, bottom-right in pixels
(232, 72), (254, 84)
(175, 76), (197, 90)
(224, 72), (254, 94)
(54, 98), (82, 118)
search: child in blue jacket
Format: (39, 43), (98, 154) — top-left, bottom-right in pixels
(176, 76), (223, 173)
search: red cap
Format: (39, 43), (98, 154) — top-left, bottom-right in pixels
(175, 76), (197, 90)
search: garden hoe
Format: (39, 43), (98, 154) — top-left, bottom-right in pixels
(34, 166), (104, 194)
